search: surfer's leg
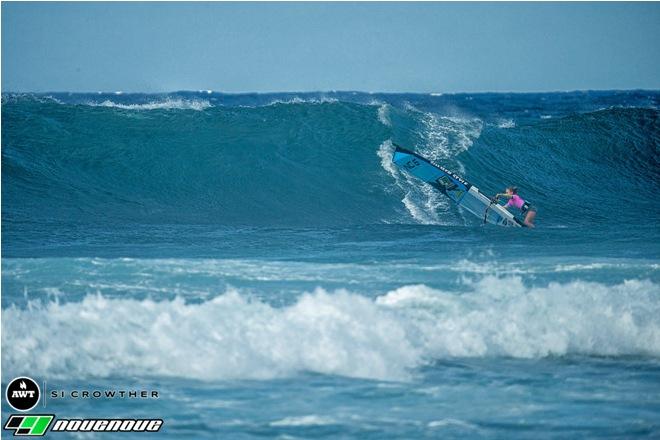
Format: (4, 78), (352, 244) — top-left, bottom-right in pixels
(524, 210), (536, 228)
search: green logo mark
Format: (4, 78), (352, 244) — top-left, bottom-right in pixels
(4, 415), (54, 436)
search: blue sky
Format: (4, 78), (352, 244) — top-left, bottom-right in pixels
(2, 2), (659, 93)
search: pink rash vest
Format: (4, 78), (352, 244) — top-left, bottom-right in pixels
(505, 194), (525, 210)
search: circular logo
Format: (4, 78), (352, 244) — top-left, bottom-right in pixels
(6, 377), (40, 411)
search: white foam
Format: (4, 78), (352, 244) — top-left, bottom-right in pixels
(402, 102), (482, 168)
(43, 95), (65, 105)
(265, 96), (338, 106)
(3, 278), (659, 382)
(377, 141), (448, 225)
(428, 419), (477, 429)
(418, 112), (482, 163)
(377, 103), (391, 126)
(400, 191), (444, 225)
(377, 140), (399, 180)
(2, 288), (420, 381)
(377, 278), (660, 358)
(270, 415), (336, 427)
(89, 98), (212, 111)
(2, 94), (64, 105)
(554, 262), (659, 272)
(497, 119), (516, 129)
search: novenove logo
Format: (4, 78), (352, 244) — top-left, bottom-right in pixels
(3, 415), (54, 436)
(6, 377), (41, 411)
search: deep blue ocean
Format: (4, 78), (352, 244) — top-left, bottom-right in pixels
(2, 90), (659, 438)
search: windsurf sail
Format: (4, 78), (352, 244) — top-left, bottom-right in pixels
(391, 144), (522, 227)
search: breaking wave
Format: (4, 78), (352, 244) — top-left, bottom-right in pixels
(2, 92), (658, 228)
(3, 278), (659, 381)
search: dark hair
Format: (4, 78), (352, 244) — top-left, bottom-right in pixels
(507, 186), (518, 194)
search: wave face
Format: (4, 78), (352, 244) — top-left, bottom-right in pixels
(2, 91), (659, 228)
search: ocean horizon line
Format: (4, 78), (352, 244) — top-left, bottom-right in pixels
(2, 88), (659, 96)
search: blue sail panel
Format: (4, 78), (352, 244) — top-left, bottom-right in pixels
(392, 145), (470, 204)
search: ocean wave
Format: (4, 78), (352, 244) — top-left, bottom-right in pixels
(2, 98), (398, 226)
(88, 98), (213, 111)
(3, 92), (658, 228)
(377, 278), (660, 359)
(1, 93), (64, 105)
(3, 278), (658, 381)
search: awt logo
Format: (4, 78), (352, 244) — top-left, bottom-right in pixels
(6, 377), (41, 411)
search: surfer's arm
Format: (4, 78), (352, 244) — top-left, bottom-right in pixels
(495, 194), (515, 208)
(494, 193), (510, 205)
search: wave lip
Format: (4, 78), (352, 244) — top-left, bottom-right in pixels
(88, 97), (213, 111)
(264, 96), (339, 106)
(3, 277), (658, 382)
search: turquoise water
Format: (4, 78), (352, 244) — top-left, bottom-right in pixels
(2, 91), (659, 438)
